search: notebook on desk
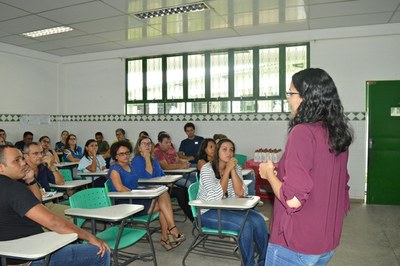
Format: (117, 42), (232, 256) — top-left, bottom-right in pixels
(131, 185), (166, 194)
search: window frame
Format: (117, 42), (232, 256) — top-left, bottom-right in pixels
(126, 42), (310, 114)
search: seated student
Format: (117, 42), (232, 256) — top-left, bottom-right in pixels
(0, 145), (110, 266)
(132, 136), (193, 222)
(23, 142), (71, 222)
(0, 129), (13, 145)
(55, 130), (69, 152)
(197, 139), (268, 266)
(154, 133), (196, 188)
(15, 131), (34, 151)
(39, 136), (60, 164)
(63, 134), (83, 162)
(197, 138), (216, 172)
(95, 132), (110, 161)
(178, 122), (204, 165)
(108, 141), (186, 251)
(78, 139), (107, 187)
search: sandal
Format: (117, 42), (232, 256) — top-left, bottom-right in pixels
(168, 225), (186, 244)
(160, 238), (174, 251)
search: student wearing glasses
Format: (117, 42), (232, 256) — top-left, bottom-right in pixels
(63, 134), (83, 162)
(259, 68), (353, 265)
(108, 140), (186, 251)
(39, 136), (60, 164)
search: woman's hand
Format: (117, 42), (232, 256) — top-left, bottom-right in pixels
(141, 150), (151, 161)
(259, 159), (275, 180)
(226, 157), (237, 172)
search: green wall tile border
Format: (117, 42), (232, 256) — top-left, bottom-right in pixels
(0, 112), (365, 122)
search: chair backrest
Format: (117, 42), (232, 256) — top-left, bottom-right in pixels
(104, 179), (111, 193)
(234, 154), (247, 168)
(69, 187), (112, 227)
(59, 168), (73, 181)
(188, 182), (199, 219)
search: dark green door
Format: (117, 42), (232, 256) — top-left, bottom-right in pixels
(366, 80), (400, 204)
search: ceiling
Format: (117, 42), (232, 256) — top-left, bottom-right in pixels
(0, 0), (399, 57)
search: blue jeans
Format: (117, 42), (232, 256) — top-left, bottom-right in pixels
(30, 243), (110, 266)
(201, 209), (268, 266)
(266, 243), (334, 266)
(243, 171), (256, 195)
(175, 172), (196, 188)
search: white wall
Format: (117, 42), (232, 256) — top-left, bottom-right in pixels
(2, 23), (400, 199)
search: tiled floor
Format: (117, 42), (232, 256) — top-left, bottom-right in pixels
(123, 201), (400, 265)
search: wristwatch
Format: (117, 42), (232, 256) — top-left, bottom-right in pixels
(26, 179), (37, 186)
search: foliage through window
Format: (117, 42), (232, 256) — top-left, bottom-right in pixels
(126, 43), (309, 114)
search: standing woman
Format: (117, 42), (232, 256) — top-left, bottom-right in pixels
(78, 139), (107, 187)
(108, 141), (186, 251)
(197, 138), (268, 266)
(259, 68), (353, 265)
(63, 134), (83, 162)
(55, 130), (69, 152)
(39, 136), (60, 164)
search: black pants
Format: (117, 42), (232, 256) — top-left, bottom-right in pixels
(169, 186), (194, 222)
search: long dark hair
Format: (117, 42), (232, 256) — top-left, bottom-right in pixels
(198, 138), (216, 162)
(211, 138), (235, 179)
(83, 139), (97, 159)
(65, 134), (78, 153)
(289, 68), (353, 154)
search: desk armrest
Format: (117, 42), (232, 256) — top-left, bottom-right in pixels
(65, 204), (144, 221)
(189, 196), (260, 210)
(0, 232), (77, 260)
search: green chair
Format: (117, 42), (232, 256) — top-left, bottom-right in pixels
(182, 182), (242, 265)
(104, 180), (160, 234)
(59, 168), (73, 181)
(69, 188), (156, 266)
(234, 154), (248, 168)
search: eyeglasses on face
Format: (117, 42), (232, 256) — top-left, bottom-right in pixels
(141, 142), (152, 146)
(286, 91), (300, 97)
(29, 151), (45, 156)
(116, 151), (131, 157)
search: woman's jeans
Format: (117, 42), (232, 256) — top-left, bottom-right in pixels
(30, 243), (110, 266)
(243, 171), (256, 195)
(201, 209), (268, 266)
(266, 243), (334, 266)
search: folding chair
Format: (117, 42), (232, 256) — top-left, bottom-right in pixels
(104, 180), (160, 234)
(68, 188), (156, 266)
(182, 182), (243, 265)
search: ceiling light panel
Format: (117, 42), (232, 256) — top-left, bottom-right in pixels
(21, 26), (73, 38)
(134, 2), (209, 19)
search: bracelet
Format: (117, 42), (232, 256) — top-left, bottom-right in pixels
(26, 179), (37, 186)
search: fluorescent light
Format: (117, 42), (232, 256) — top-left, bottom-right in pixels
(21, 26), (74, 38)
(134, 2), (209, 19)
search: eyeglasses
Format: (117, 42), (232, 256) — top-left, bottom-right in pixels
(116, 151), (131, 157)
(29, 151), (45, 156)
(286, 91), (300, 97)
(141, 142), (152, 146)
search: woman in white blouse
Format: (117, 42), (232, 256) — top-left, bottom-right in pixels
(78, 139), (107, 187)
(197, 138), (268, 266)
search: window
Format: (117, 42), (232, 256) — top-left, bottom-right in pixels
(126, 43), (309, 114)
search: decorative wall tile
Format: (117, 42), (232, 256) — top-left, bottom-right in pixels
(0, 112), (365, 122)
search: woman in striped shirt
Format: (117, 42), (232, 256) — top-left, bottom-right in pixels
(197, 138), (268, 266)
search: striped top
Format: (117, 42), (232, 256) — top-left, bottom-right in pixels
(197, 162), (248, 213)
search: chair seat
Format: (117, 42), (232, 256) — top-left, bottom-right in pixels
(201, 227), (238, 237)
(96, 227), (147, 250)
(130, 212), (159, 223)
